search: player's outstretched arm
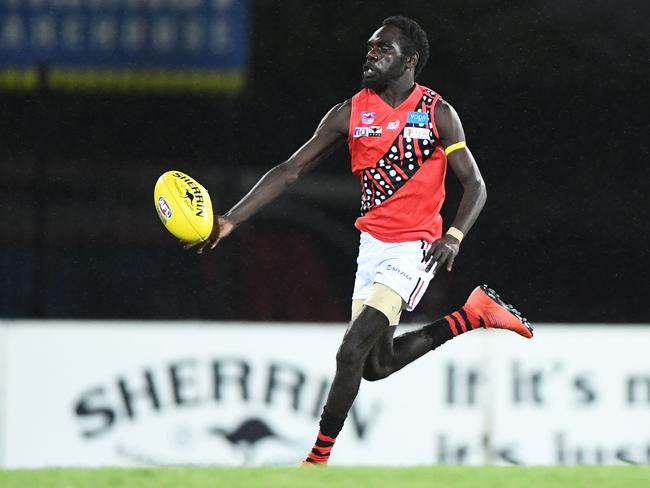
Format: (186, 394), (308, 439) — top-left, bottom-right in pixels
(190, 100), (350, 253)
(424, 100), (487, 272)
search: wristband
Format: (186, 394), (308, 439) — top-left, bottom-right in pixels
(446, 226), (464, 242)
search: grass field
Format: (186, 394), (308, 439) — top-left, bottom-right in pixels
(1, 466), (648, 488)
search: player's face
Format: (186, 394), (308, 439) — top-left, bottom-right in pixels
(362, 25), (407, 91)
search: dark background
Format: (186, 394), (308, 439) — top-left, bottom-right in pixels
(1, 0), (648, 323)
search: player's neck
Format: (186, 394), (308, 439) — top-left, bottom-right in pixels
(377, 78), (416, 108)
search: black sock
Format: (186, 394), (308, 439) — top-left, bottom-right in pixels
(423, 318), (456, 350)
(319, 407), (346, 437)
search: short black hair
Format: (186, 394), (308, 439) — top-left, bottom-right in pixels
(382, 16), (430, 78)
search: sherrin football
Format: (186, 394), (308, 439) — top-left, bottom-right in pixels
(154, 170), (213, 243)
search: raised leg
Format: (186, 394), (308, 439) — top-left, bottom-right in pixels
(362, 317), (452, 381)
(362, 285), (534, 381)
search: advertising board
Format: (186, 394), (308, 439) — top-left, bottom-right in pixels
(0, 322), (648, 467)
(0, 1), (248, 92)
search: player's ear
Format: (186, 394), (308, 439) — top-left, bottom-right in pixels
(406, 52), (419, 72)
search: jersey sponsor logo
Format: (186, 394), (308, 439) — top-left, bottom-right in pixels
(386, 120), (400, 130)
(353, 126), (382, 137)
(361, 111), (376, 124)
(407, 111), (429, 125)
(386, 264), (413, 282)
(403, 127), (430, 140)
(353, 127), (369, 137)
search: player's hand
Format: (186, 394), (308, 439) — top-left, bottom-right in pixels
(424, 234), (460, 273)
(183, 215), (235, 254)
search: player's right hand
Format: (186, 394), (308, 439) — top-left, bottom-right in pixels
(183, 215), (234, 254)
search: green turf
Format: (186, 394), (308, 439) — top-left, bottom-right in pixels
(0, 466), (648, 488)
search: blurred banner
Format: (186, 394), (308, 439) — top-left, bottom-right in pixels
(0, 322), (648, 467)
(0, 0), (248, 92)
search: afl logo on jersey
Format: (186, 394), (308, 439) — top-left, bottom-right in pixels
(361, 111), (376, 124)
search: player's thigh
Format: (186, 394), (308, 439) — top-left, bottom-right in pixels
(350, 299), (397, 355)
(351, 281), (402, 322)
(340, 303), (392, 361)
(351, 299), (365, 322)
(349, 283), (402, 360)
(364, 282), (405, 326)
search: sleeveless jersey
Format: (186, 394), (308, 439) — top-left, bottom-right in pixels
(348, 83), (447, 243)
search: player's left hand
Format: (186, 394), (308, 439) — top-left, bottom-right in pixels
(183, 215), (234, 254)
(424, 234), (460, 273)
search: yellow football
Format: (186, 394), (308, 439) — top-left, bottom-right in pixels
(153, 170), (213, 243)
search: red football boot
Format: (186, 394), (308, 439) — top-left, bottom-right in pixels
(465, 285), (534, 338)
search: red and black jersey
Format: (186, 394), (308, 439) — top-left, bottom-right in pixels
(348, 83), (447, 243)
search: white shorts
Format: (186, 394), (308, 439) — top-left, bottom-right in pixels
(352, 231), (436, 312)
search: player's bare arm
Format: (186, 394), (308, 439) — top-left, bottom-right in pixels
(191, 100), (351, 253)
(425, 100), (487, 272)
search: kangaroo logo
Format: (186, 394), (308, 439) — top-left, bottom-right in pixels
(209, 418), (296, 465)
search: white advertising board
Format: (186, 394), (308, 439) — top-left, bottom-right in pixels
(0, 321), (648, 467)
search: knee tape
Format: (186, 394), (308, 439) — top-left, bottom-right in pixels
(351, 283), (404, 326)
